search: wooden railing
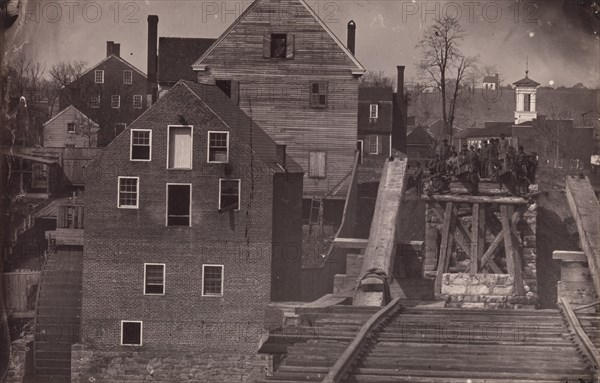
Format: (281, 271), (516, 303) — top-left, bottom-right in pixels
(322, 298), (401, 383)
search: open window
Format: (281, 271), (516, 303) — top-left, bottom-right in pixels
(167, 126), (193, 169)
(263, 33), (294, 59)
(310, 82), (328, 109)
(207, 131), (229, 163)
(309, 151), (326, 178)
(166, 184), (191, 227)
(144, 263), (165, 295)
(202, 265), (223, 297)
(120, 321), (142, 346)
(219, 179), (240, 212)
(130, 129), (151, 161)
(117, 177), (139, 209)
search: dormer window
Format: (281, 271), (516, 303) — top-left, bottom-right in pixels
(370, 104), (378, 119)
(264, 33), (294, 59)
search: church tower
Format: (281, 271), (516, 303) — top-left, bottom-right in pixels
(513, 62), (540, 125)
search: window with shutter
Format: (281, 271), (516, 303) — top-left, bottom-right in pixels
(310, 82), (328, 108)
(309, 151), (326, 178)
(167, 126), (192, 169)
(286, 34), (295, 59)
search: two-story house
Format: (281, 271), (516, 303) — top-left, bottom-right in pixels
(59, 42), (148, 146)
(357, 87), (394, 165)
(185, 0), (365, 216)
(75, 80), (303, 382)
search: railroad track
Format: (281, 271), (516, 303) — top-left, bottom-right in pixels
(258, 300), (597, 383)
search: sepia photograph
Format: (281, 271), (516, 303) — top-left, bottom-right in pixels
(0, 0), (599, 382)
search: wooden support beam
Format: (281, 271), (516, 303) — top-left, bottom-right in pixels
(453, 221), (471, 256)
(435, 202), (456, 295)
(422, 194), (529, 205)
(506, 205), (525, 295)
(470, 204), (480, 275)
(480, 229), (504, 271)
(478, 205), (486, 264)
(500, 205), (516, 276)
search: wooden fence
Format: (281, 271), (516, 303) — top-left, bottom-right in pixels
(3, 271), (41, 313)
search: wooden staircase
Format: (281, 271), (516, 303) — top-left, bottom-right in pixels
(258, 305), (595, 382)
(33, 247), (83, 383)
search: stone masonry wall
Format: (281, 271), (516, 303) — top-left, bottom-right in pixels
(71, 344), (271, 383)
(5, 335), (32, 383)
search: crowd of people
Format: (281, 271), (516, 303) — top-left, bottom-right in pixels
(415, 133), (538, 195)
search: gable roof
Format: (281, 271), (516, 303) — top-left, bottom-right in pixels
(43, 105), (99, 127)
(191, 0), (365, 74)
(407, 126), (435, 146)
(78, 54), (146, 80)
(513, 76), (540, 87)
(158, 37), (217, 84)
(483, 76), (498, 83)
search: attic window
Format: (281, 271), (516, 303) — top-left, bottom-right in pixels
(370, 104), (378, 119)
(123, 70), (132, 85)
(67, 123), (75, 133)
(207, 131), (229, 163)
(264, 33), (294, 59)
(310, 82), (328, 109)
(94, 70), (104, 84)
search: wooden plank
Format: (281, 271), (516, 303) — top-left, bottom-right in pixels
(560, 297), (600, 370)
(435, 202), (455, 295)
(500, 205), (516, 276)
(478, 205), (486, 262)
(553, 250), (587, 262)
(470, 204), (480, 274)
(479, 230), (504, 270)
(565, 176), (600, 297)
(507, 206), (525, 295)
(422, 194), (529, 205)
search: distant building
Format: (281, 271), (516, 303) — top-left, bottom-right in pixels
(357, 87), (394, 165)
(43, 105), (99, 148)
(483, 74), (499, 90)
(406, 126), (435, 163)
(59, 41), (149, 146)
(76, 80), (303, 381)
(513, 70), (540, 125)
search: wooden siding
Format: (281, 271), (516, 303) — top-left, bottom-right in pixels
(197, 0), (360, 198)
(3, 271), (41, 313)
(44, 107), (98, 148)
(53, 228), (84, 246)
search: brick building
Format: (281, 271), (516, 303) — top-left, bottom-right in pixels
(59, 42), (148, 147)
(357, 87), (394, 165)
(75, 80), (303, 382)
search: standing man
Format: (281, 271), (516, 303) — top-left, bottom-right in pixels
(439, 139), (450, 161)
(480, 140), (490, 179)
(498, 133), (510, 173)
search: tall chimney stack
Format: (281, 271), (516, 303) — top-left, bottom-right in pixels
(106, 41), (114, 57)
(113, 43), (120, 57)
(392, 65), (407, 153)
(147, 15), (159, 104)
(347, 20), (356, 55)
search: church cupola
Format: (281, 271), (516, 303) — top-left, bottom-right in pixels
(513, 63), (540, 125)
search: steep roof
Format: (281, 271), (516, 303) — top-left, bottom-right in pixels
(191, 0), (365, 74)
(43, 105), (98, 127)
(407, 126), (435, 146)
(513, 75), (540, 87)
(158, 37), (216, 84)
(181, 81), (301, 173)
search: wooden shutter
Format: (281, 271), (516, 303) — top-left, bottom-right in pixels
(319, 81), (328, 107)
(317, 152), (326, 178)
(310, 83), (319, 108)
(378, 134), (383, 154)
(286, 34), (295, 59)
(263, 33), (271, 58)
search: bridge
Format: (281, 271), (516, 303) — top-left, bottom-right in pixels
(258, 161), (600, 382)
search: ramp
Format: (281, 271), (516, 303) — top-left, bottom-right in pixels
(353, 157), (407, 306)
(566, 176), (600, 297)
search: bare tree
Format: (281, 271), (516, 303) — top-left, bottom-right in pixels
(74, 111), (99, 148)
(481, 64), (504, 85)
(359, 70), (395, 88)
(416, 16), (478, 142)
(48, 60), (88, 114)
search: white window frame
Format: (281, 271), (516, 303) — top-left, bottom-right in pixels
(133, 95), (143, 109)
(207, 131), (230, 164)
(111, 95), (121, 109)
(143, 263), (165, 296)
(202, 264), (224, 297)
(369, 135), (379, 155)
(123, 70), (132, 85)
(117, 176), (139, 209)
(370, 104), (379, 119)
(165, 183), (192, 227)
(94, 70), (104, 84)
(130, 129), (152, 162)
(218, 179), (241, 212)
(120, 320), (143, 346)
(166, 125), (193, 170)
(90, 95), (100, 109)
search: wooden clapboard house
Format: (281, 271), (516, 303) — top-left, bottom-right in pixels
(189, 0), (365, 210)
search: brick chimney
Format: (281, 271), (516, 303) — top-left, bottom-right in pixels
(392, 65), (407, 153)
(347, 20), (356, 55)
(106, 41), (116, 57)
(147, 15), (159, 104)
